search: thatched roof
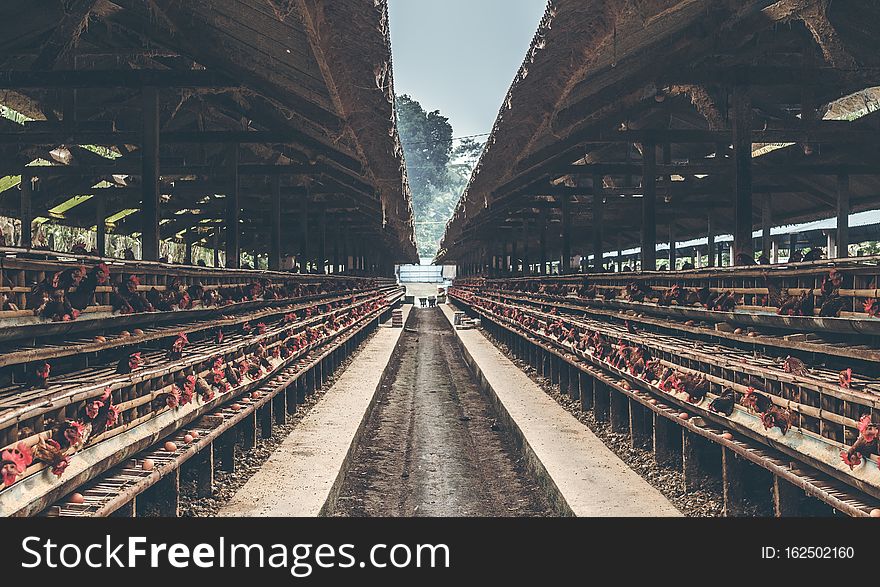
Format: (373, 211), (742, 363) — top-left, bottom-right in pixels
(437, 0), (880, 263)
(0, 0), (417, 262)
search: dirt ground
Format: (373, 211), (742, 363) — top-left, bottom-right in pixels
(333, 307), (552, 517)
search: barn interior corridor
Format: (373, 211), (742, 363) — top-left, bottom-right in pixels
(334, 307), (553, 517)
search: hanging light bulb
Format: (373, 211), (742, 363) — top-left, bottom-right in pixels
(49, 145), (72, 165)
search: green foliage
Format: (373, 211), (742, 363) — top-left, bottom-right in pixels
(396, 95), (483, 258)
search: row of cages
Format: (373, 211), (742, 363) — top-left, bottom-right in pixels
(449, 262), (880, 501)
(0, 253), (402, 516)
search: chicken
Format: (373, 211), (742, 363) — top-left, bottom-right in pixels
(196, 376), (214, 402)
(214, 329), (224, 344)
(761, 406), (793, 434)
(31, 438), (70, 477)
(27, 361), (51, 389)
(116, 352), (144, 374)
(864, 298), (880, 318)
(1, 442), (33, 486)
(765, 272), (813, 316)
(741, 387), (773, 414)
(673, 372), (710, 404)
(782, 356), (809, 377)
(68, 263), (110, 311)
(81, 387), (118, 434)
(708, 388), (736, 416)
(624, 282), (653, 303)
(111, 276), (152, 314)
(169, 333), (188, 360)
(841, 415), (879, 470)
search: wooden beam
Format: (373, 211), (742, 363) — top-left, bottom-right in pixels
(0, 69), (236, 88)
(20, 173), (32, 248)
(592, 173), (603, 271)
(641, 141), (657, 271)
(31, 0), (100, 70)
(707, 213), (715, 268)
(141, 87), (160, 262)
(95, 193), (106, 257)
(560, 194), (571, 274)
(732, 86), (754, 265)
(762, 194), (772, 261)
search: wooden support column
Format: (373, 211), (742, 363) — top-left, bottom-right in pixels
(609, 388), (629, 433)
(319, 207), (327, 274)
(762, 194), (772, 261)
(521, 220), (530, 274)
(225, 144), (240, 268)
(182, 446), (214, 499)
(141, 86), (160, 262)
(641, 140), (657, 270)
(241, 410), (257, 450)
(299, 184), (310, 272)
(630, 399), (651, 449)
(95, 193), (106, 257)
(732, 86), (754, 264)
(592, 172), (604, 272)
(561, 195), (571, 274)
(773, 475), (806, 517)
(269, 174), (281, 270)
(559, 360), (570, 395)
(139, 468), (179, 517)
(593, 380), (610, 422)
(722, 447), (748, 517)
(837, 174), (850, 258)
(259, 402), (273, 439)
(20, 172), (32, 248)
(578, 372), (592, 410)
(668, 224), (676, 270)
(653, 413), (677, 466)
(539, 207), (548, 275)
(184, 238), (193, 265)
(706, 213), (715, 268)
(212, 226), (220, 267)
(682, 429), (713, 492)
(217, 433), (235, 472)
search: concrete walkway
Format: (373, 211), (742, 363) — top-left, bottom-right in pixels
(219, 306), (410, 517)
(440, 305), (681, 517)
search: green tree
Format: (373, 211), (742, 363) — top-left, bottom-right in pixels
(396, 95), (483, 258)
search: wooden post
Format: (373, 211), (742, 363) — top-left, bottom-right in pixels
(653, 413), (676, 466)
(561, 195), (571, 274)
(732, 86), (754, 264)
(682, 429), (711, 492)
(95, 193), (106, 257)
(319, 207), (327, 274)
(593, 380), (610, 422)
(641, 140), (657, 270)
(299, 184), (310, 272)
(213, 226), (220, 268)
(609, 389), (628, 433)
(762, 194), (772, 261)
(182, 446), (214, 499)
(837, 174), (850, 258)
(225, 144), (240, 268)
(539, 207), (548, 275)
(141, 87), (160, 261)
(773, 475), (806, 517)
(706, 213), (715, 268)
(722, 447), (747, 517)
(592, 172), (603, 272)
(20, 172), (32, 248)
(668, 224), (676, 270)
(630, 399), (651, 449)
(270, 174), (281, 270)
(259, 402), (273, 439)
(241, 410), (257, 450)
(140, 468), (179, 517)
(579, 372), (592, 410)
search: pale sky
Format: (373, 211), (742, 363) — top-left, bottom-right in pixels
(388, 0), (548, 139)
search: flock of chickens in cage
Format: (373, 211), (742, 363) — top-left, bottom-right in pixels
(0, 265), (388, 490)
(453, 268), (880, 478)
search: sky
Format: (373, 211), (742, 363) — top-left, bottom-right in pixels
(388, 0), (548, 139)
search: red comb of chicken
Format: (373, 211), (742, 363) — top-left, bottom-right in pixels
(127, 275), (140, 286)
(1, 442), (33, 486)
(864, 298), (880, 318)
(85, 398), (104, 419)
(215, 329), (224, 344)
(37, 362), (51, 379)
(858, 414), (878, 441)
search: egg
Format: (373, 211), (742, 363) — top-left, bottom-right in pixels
(119, 330), (130, 337)
(748, 331), (759, 338)
(184, 434), (194, 444)
(142, 458), (155, 471)
(621, 382), (631, 390)
(189, 430), (200, 439)
(230, 403), (242, 412)
(685, 320), (695, 326)
(734, 328), (744, 335)
(94, 335), (106, 343)
(69, 493), (85, 504)
(649, 398), (658, 405)
(871, 509), (880, 518)
(721, 432), (734, 440)
(241, 397), (251, 404)
(133, 328), (144, 336)
(679, 412), (690, 420)
(252, 391), (262, 399)
(164, 441), (177, 452)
